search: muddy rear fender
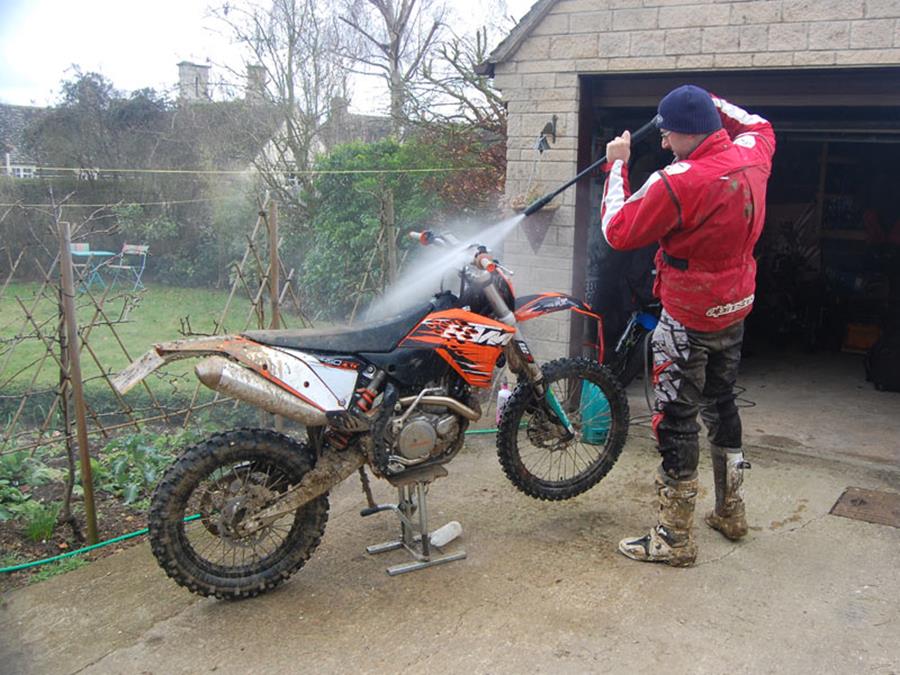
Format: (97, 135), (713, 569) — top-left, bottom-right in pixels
(112, 335), (246, 395)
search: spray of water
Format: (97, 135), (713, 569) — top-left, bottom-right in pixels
(361, 213), (526, 321)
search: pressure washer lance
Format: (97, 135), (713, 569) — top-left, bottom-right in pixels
(522, 114), (662, 217)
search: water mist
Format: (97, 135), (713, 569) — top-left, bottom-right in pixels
(361, 214), (526, 322)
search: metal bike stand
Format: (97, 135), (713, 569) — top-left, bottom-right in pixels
(363, 464), (466, 576)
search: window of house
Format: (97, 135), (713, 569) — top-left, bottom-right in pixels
(11, 165), (35, 179)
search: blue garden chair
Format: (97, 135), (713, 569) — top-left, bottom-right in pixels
(70, 243), (111, 291)
(108, 244), (149, 291)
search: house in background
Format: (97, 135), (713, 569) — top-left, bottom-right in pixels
(480, 0), (900, 363)
(315, 96), (393, 154)
(177, 61), (213, 102)
(0, 104), (45, 178)
(175, 61), (391, 183)
(1, 62), (390, 186)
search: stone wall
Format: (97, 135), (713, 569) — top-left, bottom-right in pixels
(493, 0), (900, 361)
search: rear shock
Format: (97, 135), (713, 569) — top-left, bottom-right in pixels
(354, 368), (387, 413)
(326, 368), (387, 450)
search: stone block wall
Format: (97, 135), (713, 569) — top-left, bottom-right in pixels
(493, 0), (900, 361)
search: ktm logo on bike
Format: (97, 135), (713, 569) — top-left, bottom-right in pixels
(441, 321), (513, 347)
(434, 319), (513, 346)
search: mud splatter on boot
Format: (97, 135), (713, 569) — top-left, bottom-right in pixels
(618, 468), (698, 567)
(705, 445), (749, 541)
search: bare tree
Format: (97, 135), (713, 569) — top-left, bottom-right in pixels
(212, 0), (358, 216)
(418, 26), (508, 137)
(333, 0), (445, 283)
(339, 0), (447, 136)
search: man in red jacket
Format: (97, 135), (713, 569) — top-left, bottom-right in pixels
(601, 85), (775, 566)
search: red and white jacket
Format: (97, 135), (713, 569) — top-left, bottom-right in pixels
(601, 97), (775, 332)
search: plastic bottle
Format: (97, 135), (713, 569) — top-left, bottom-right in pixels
(429, 520), (463, 548)
(496, 380), (512, 425)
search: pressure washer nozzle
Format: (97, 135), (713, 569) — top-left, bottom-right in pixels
(523, 194), (553, 217)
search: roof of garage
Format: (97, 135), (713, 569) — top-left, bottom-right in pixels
(475, 0), (554, 76)
(478, 1), (900, 79)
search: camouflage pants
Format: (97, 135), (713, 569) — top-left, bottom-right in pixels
(650, 309), (744, 480)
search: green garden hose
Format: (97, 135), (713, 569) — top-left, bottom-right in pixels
(0, 427), (503, 574)
(0, 515), (201, 574)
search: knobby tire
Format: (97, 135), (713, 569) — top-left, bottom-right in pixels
(148, 428), (329, 600)
(496, 358), (629, 500)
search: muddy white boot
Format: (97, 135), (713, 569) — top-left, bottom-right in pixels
(619, 468), (698, 567)
(705, 445), (750, 541)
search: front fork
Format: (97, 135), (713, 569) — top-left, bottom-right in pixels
(484, 276), (575, 437)
(503, 337), (575, 437)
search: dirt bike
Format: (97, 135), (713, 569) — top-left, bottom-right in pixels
(113, 231), (628, 599)
(607, 299), (660, 389)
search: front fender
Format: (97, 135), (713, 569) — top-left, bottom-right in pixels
(514, 293), (601, 323)
(514, 293), (605, 361)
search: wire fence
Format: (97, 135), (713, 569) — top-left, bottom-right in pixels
(0, 194), (314, 543)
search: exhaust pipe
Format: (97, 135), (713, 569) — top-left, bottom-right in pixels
(398, 395), (482, 421)
(195, 356), (328, 426)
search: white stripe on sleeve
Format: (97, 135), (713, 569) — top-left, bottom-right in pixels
(712, 97), (766, 126)
(601, 159), (627, 238)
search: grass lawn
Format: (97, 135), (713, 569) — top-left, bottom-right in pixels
(0, 282), (244, 392)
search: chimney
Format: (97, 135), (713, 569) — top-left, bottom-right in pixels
(245, 65), (266, 103)
(330, 96), (349, 120)
(326, 97), (351, 148)
(177, 61), (211, 101)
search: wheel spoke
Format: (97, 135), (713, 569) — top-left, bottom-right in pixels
(175, 458), (307, 573)
(501, 361), (627, 496)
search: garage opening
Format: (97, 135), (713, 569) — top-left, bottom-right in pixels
(572, 68), (900, 388)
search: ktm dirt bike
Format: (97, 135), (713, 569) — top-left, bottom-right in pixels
(113, 231), (628, 599)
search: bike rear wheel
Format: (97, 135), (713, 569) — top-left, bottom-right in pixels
(148, 428), (329, 600)
(496, 358), (628, 500)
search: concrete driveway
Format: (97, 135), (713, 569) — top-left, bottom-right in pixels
(2, 428), (898, 675)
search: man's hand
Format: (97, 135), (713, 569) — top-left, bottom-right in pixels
(606, 130), (631, 165)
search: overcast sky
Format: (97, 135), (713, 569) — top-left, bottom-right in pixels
(0, 0), (533, 111)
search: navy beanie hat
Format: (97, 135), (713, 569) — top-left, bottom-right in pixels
(657, 84), (722, 135)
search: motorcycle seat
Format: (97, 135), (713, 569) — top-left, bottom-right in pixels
(243, 302), (433, 353)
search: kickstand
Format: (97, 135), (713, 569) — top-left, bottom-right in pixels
(361, 465), (466, 576)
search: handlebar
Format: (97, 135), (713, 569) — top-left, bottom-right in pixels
(408, 230), (434, 245)
(409, 230), (459, 247)
(409, 229), (512, 278)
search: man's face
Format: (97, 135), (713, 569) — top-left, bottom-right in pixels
(661, 129), (702, 161)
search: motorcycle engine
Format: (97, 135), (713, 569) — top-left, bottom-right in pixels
(370, 380), (476, 477)
(391, 407), (462, 462)
(379, 401), (467, 475)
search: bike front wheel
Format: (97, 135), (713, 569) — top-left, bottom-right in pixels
(496, 358), (629, 500)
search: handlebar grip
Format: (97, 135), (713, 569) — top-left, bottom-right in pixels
(409, 230), (435, 246)
(476, 254), (496, 272)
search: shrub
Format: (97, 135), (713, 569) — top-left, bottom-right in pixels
(97, 430), (200, 505)
(20, 501), (60, 542)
